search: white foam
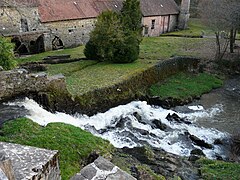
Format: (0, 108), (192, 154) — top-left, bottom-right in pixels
(8, 98), (229, 159)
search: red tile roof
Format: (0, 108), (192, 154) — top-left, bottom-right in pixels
(38, 0), (123, 23)
(38, 0), (179, 23)
(141, 0), (179, 17)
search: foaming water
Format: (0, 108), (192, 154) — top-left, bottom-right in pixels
(8, 98), (228, 159)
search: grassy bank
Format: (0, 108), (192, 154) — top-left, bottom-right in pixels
(149, 73), (223, 100)
(197, 159), (240, 180)
(0, 118), (114, 180)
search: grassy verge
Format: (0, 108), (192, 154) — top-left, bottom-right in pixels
(197, 159), (240, 180)
(149, 73), (223, 100)
(0, 118), (114, 180)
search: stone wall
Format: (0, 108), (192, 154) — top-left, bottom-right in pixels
(0, 68), (67, 102)
(0, 7), (46, 35)
(142, 15), (178, 37)
(48, 57), (200, 116)
(43, 18), (96, 47)
(0, 142), (61, 180)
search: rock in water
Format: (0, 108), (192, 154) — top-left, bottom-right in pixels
(152, 119), (167, 131)
(189, 135), (213, 149)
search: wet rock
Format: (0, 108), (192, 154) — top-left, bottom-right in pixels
(84, 151), (99, 166)
(138, 129), (149, 136)
(214, 139), (224, 145)
(215, 154), (223, 160)
(189, 135), (213, 149)
(190, 149), (205, 156)
(116, 117), (128, 128)
(151, 119), (167, 131)
(188, 149), (205, 162)
(130, 166), (139, 179)
(188, 155), (200, 162)
(166, 113), (191, 125)
(133, 112), (142, 122)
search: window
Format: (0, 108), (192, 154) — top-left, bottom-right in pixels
(21, 18), (29, 32)
(68, 29), (74, 33)
(151, 19), (155, 29)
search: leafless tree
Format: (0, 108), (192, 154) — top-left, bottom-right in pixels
(200, 0), (240, 60)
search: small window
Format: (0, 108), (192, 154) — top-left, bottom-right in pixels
(151, 19), (155, 29)
(21, 18), (29, 32)
(68, 29), (74, 33)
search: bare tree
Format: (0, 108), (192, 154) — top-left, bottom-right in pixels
(200, 0), (240, 60)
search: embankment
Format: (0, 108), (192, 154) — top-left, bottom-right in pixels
(0, 57), (199, 115)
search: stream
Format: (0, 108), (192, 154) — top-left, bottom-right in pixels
(1, 76), (240, 160)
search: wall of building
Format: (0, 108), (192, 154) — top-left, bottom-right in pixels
(0, 6), (46, 35)
(43, 18), (96, 48)
(142, 15), (178, 37)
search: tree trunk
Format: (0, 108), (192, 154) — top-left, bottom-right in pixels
(230, 28), (234, 53)
(215, 32), (221, 60)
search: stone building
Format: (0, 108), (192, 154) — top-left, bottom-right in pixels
(141, 0), (180, 37)
(0, 0), (190, 55)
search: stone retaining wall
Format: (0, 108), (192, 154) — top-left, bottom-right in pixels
(0, 142), (61, 180)
(0, 69), (67, 102)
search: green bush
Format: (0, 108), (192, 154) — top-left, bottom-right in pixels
(0, 37), (16, 70)
(84, 11), (124, 62)
(112, 33), (140, 63)
(84, 0), (142, 63)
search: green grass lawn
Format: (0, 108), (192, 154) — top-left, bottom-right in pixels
(15, 36), (216, 96)
(17, 46), (85, 64)
(0, 118), (114, 180)
(149, 73), (223, 100)
(197, 159), (240, 180)
(163, 18), (214, 37)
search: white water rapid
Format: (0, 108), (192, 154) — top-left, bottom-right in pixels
(8, 98), (229, 159)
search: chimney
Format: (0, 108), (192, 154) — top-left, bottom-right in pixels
(178, 0), (190, 30)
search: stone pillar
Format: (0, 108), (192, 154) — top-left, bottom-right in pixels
(43, 33), (53, 52)
(178, 0), (190, 30)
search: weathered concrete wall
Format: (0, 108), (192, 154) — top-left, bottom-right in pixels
(0, 142), (61, 180)
(142, 15), (178, 36)
(44, 18), (96, 47)
(0, 69), (67, 102)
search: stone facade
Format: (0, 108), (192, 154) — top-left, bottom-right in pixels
(0, 6), (46, 35)
(142, 15), (178, 37)
(0, 0), (190, 55)
(0, 142), (61, 180)
(44, 18), (96, 48)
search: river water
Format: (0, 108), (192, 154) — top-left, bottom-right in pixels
(2, 77), (240, 160)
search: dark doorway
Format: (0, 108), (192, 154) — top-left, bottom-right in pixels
(52, 36), (64, 50)
(36, 35), (45, 53)
(11, 37), (29, 55)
